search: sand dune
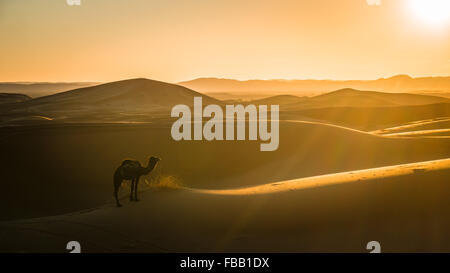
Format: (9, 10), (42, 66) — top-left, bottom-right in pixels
(192, 158), (450, 195)
(410, 90), (450, 99)
(368, 118), (450, 138)
(0, 82), (99, 98)
(9, 78), (219, 120)
(1, 158), (450, 252)
(371, 118), (450, 134)
(1, 77), (450, 252)
(247, 89), (450, 110)
(305, 88), (450, 107)
(380, 129), (450, 138)
(3, 78), (449, 129)
(0, 115), (54, 127)
(292, 103), (450, 131)
(0, 120), (449, 222)
(250, 95), (307, 105)
(0, 93), (31, 104)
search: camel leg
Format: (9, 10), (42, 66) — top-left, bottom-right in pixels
(113, 171), (122, 207)
(134, 175), (140, 201)
(114, 184), (122, 207)
(130, 178), (135, 201)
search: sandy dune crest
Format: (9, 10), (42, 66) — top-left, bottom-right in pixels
(192, 158), (450, 195)
(371, 118), (450, 135)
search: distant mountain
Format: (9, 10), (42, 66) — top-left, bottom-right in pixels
(0, 93), (31, 105)
(0, 82), (99, 98)
(12, 78), (220, 120)
(179, 75), (450, 94)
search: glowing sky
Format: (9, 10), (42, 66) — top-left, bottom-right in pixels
(0, 0), (449, 82)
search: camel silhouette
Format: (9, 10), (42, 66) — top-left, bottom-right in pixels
(113, 156), (160, 207)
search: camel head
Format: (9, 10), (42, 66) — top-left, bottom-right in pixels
(141, 156), (160, 175)
(148, 156), (161, 166)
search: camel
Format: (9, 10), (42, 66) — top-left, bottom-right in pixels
(113, 156), (160, 207)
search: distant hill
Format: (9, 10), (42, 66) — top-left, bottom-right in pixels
(250, 89), (450, 131)
(179, 75), (450, 94)
(0, 93), (31, 104)
(303, 88), (450, 108)
(409, 90), (450, 99)
(3, 78), (450, 125)
(12, 78), (220, 120)
(0, 82), (99, 98)
(248, 88), (450, 109)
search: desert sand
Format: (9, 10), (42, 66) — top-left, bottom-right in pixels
(1, 157), (450, 253)
(192, 158), (450, 195)
(0, 117), (450, 252)
(1, 78), (450, 253)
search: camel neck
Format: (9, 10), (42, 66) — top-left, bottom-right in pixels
(143, 161), (157, 174)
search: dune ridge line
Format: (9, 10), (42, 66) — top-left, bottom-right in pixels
(190, 158), (450, 195)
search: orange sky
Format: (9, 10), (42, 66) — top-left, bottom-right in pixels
(0, 0), (449, 83)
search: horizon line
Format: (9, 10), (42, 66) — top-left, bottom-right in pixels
(1, 74), (450, 85)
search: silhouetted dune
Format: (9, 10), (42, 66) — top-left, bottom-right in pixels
(0, 93), (31, 104)
(251, 88), (450, 109)
(0, 82), (99, 98)
(308, 88), (450, 107)
(409, 90), (450, 99)
(3, 78), (448, 126)
(9, 78), (219, 120)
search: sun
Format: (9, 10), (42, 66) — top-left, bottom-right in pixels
(408, 0), (450, 26)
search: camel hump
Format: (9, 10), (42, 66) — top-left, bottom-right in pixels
(119, 159), (142, 178)
(121, 159), (139, 166)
